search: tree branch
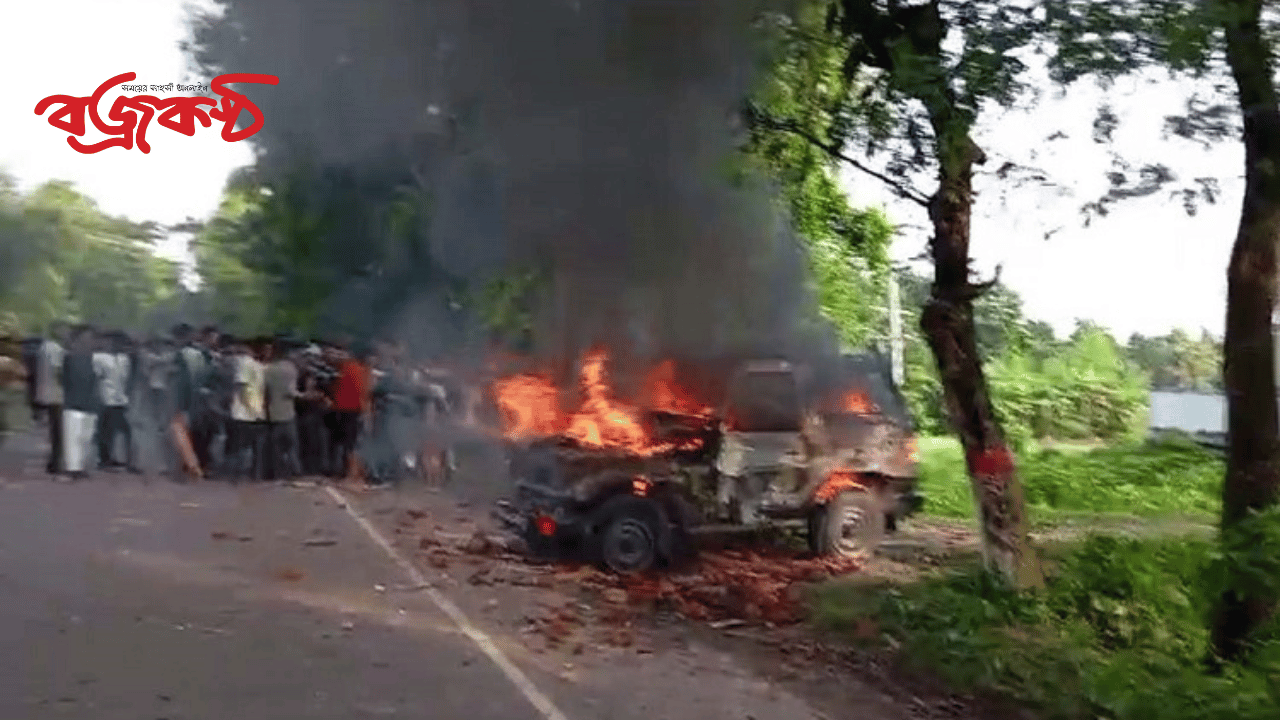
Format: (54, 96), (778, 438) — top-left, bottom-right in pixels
(961, 264), (1002, 301)
(744, 103), (932, 207)
(166, 218), (205, 234)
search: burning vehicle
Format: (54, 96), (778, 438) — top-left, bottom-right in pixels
(491, 348), (922, 573)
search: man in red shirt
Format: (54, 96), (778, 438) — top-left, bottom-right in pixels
(330, 342), (372, 489)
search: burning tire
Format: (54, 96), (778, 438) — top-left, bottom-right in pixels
(809, 487), (885, 558)
(590, 495), (667, 574)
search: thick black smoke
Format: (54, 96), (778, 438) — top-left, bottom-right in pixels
(188, 0), (836, 366)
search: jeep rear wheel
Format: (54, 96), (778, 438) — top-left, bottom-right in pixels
(810, 488), (885, 558)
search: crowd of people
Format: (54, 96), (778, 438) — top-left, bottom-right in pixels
(9, 322), (466, 489)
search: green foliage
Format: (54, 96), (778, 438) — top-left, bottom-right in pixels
(188, 163), (477, 345)
(810, 532), (1280, 720)
(918, 436), (1223, 519)
(470, 265), (548, 351)
(1127, 328), (1223, 391)
(802, 226), (893, 350)
(1041, 0), (1221, 84)
(897, 269), (1150, 442)
(992, 325), (1150, 442)
(189, 183), (274, 337)
(809, 0), (1061, 185)
(1215, 506), (1280, 603)
(914, 436), (978, 516)
(0, 174), (180, 334)
(743, 3), (895, 349)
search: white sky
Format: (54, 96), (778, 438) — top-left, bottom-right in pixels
(0, 0), (1244, 341)
(847, 71), (1243, 341)
(0, 0), (251, 272)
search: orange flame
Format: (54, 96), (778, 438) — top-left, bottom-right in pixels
(644, 359), (713, 418)
(564, 348), (649, 450)
(490, 372), (562, 440)
(814, 470), (865, 503)
(828, 388), (878, 415)
(490, 348), (711, 456)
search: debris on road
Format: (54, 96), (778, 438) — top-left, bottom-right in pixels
(274, 568), (305, 582)
(463, 530), (498, 555)
(556, 547), (864, 626)
(210, 531), (231, 540)
(391, 582), (433, 593)
(524, 600), (582, 649)
(302, 538), (337, 547)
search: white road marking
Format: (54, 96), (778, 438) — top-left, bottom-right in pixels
(323, 486), (571, 720)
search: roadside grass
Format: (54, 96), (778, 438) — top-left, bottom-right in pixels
(916, 434), (1221, 522)
(811, 435), (1280, 720)
(810, 532), (1280, 720)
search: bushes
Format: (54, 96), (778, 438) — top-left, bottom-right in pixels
(902, 353), (1150, 443)
(917, 437), (1223, 519)
(1020, 441), (1221, 517)
(900, 320), (1151, 444)
(810, 534), (1280, 720)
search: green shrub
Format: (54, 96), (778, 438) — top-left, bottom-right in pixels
(900, 326), (1151, 443)
(916, 437), (1222, 519)
(1215, 505), (1280, 601)
(915, 437), (975, 518)
(810, 534), (1280, 720)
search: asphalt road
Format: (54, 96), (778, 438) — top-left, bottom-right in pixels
(0, 424), (919, 720)
(0, 429), (543, 720)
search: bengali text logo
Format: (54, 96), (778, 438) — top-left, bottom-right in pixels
(34, 71), (280, 154)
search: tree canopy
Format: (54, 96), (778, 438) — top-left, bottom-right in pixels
(0, 172), (181, 335)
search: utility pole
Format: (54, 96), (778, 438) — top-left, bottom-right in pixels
(888, 270), (904, 386)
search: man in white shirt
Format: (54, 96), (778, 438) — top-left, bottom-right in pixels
(230, 338), (267, 480)
(34, 323), (67, 474)
(93, 331), (137, 472)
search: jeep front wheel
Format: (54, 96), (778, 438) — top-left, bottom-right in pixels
(810, 488), (885, 558)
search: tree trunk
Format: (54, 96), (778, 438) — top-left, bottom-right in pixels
(822, 0), (1040, 587)
(1212, 0), (1280, 662)
(920, 132), (1043, 590)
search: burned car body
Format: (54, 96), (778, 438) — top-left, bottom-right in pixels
(493, 352), (922, 573)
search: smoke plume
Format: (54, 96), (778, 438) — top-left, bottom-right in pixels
(188, 0), (835, 364)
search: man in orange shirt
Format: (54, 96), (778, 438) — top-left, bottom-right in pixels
(329, 342), (373, 489)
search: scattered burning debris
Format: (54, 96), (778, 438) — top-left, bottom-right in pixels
(571, 547), (866, 625)
(402, 498), (864, 639)
(512, 543), (866, 648)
